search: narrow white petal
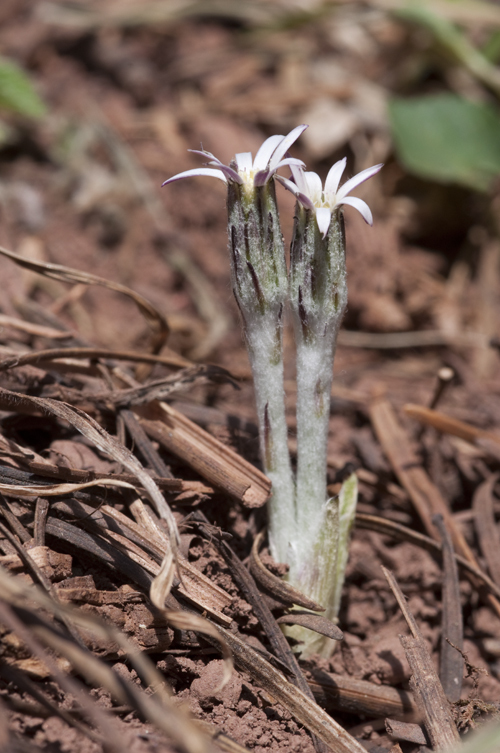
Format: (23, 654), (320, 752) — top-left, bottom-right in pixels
(324, 158), (346, 200)
(213, 164), (244, 183)
(188, 149), (218, 162)
(338, 196), (374, 225)
(162, 168), (227, 186)
(273, 157), (305, 171)
(304, 171), (323, 204)
(315, 207), (332, 238)
(290, 164), (309, 196)
(275, 175), (315, 211)
(268, 124), (308, 170)
(235, 152), (253, 172)
(275, 174), (300, 196)
(253, 135), (284, 171)
(336, 163), (383, 201)
(257, 158), (305, 186)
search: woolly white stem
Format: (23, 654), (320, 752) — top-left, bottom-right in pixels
(245, 319), (295, 564)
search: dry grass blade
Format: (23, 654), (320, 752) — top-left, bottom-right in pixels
(433, 515), (464, 704)
(356, 512), (500, 600)
(0, 477), (134, 498)
(150, 553), (234, 690)
(473, 474), (500, 587)
(18, 459), (212, 498)
(0, 345), (190, 374)
(89, 364), (237, 408)
(0, 315), (73, 340)
(383, 567), (460, 750)
(212, 624), (369, 753)
(249, 530), (325, 611)
(189, 512), (322, 720)
(0, 597), (127, 752)
(0, 565), (215, 753)
(276, 613), (343, 640)
(101, 504), (232, 621)
(0, 245), (169, 354)
(404, 403), (500, 450)
(0, 386), (179, 555)
(0, 661), (102, 744)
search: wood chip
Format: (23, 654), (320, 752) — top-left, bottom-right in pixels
(308, 672), (417, 718)
(138, 402), (271, 508)
(385, 719), (427, 745)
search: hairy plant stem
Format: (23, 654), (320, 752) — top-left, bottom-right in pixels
(285, 206), (353, 656)
(245, 321), (295, 563)
(227, 179), (295, 563)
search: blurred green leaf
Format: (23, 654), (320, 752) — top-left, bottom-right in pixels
(394, 3), (500, 96)
(0, 57), (46, 119)
(482, 29), (500, 63)
(389, 94), (500, 191)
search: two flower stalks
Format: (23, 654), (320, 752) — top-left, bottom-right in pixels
(163, 128), (382, 657)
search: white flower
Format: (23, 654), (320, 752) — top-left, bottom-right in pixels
(162, 125), (307, 190)
(277, 158), (383, 238)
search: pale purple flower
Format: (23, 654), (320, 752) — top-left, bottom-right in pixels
(277, 158), (383, 238)
(162, 125), (308, 190)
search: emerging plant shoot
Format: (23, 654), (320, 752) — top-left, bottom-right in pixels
(163, 131), (382, 656)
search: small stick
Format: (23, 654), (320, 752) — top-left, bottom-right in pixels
(120, 408), (173, 478)
(429, 367), (455, 410)
(383, 567), (460, 750)
(433, 514), (464, 703)
(34, 497), (50, 547)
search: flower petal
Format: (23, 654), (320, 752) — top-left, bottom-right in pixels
(315, 207), (332, 238)
(338, 196), (374, 225)
(209, 163), (243, 183)
(235, 152), (253, 173)
(289, 164), (309, 196)
(188, 149), (218, 162)
(254, 158), (305, 187)
(273, 157), (305, 171)
(324, 158), (346, 200)
(275, 175), (315, 211)
(253, 135), (284, 172)
(188, 148), (245, 183)
(336, 163), (383, 201)
(304, 171), (323, 205)
(268, 124), (308, 170)
(162, 168), (227, 186)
